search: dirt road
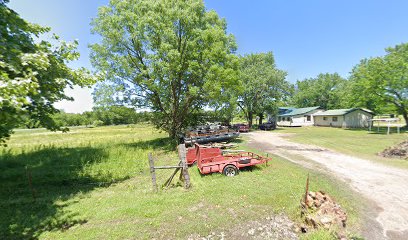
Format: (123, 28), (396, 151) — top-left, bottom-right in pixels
(247, 131), (408, 240)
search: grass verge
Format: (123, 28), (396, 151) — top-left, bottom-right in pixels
(275, 126), (408, 169)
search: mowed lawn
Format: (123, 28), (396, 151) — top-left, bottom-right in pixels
(277, 126), (408, 169)
(1, 125), (362, 239)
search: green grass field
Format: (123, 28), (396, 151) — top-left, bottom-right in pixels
(276, 126), (408, 169)
(1, 125), (362, 239)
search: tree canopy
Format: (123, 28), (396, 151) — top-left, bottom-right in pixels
(90, 0), (239, 138)
(92, 81), (125, 110)
(0, 2), (94, 145)
(291, 73), (348, 110)
(237, 52), (290, 126)
(349, 43), (408, 126)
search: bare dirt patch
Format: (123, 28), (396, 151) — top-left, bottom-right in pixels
(247, 131), (408, 240)
(187, 214), (298, 240)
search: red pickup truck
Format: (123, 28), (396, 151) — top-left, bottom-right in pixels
(233, 123), (249, 133)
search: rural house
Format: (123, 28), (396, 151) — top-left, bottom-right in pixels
(277, 106), (323, 127)
(313, 108), (374, 128)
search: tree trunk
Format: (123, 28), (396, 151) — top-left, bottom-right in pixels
(394, 102), (408, 128)
(402, 109), (408, 128)
(169, 127), (177, 140)
(168, 116), (180, 140)
(258, 113), (263, 125)
(248, 111), (253, 128)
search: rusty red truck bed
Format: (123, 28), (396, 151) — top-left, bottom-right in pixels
(191, 144), (270, 176)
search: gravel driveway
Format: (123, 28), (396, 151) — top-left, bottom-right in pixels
(247, 131), (408, 240)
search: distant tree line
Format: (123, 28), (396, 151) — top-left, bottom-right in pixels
(54, 107), (152, 127)
(15, 106), (152, 129)
(16, 106), (234, 129)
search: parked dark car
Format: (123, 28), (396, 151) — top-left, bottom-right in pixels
(259, 121), (276, 130)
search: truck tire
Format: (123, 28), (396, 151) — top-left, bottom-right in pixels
(223, 165), (239, 177)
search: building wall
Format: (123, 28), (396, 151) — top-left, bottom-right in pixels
(344, 110), (373, 128)
(314, 110), (373, 128)
(277, 109), (323, 127)
(314, 115), (345, 127)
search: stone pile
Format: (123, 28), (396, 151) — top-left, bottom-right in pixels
(378, 140), (408, 159)
(301, 191), (347, 238)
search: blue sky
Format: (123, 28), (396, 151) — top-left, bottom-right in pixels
(8, 0), (408, 113)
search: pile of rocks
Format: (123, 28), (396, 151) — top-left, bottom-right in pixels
(378, 140), (408, 159)
(301, 191), (347, 235)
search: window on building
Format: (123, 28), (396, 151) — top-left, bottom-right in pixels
(306, 115), (311, 121)
(323, 117), (327, 121)
(332, 116), (338, 122)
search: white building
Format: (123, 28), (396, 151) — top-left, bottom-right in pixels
(277, 106), (323, 127)
(313, 108), (374, 128)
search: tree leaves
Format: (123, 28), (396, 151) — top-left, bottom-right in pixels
(291, 73), (348, 110)
(349, 43), (408, 126)
(90, 0), (238, 138)
(236, 52), (290, 126)
(0, 2), (95, 145)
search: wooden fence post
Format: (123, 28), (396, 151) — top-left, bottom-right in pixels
(304, 174), (310, 206)
(148, 153), (157, 192)
(178, 144), (191, 189)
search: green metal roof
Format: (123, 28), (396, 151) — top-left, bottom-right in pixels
(278, 106), (321, 117)
(313, 108), (374, 116)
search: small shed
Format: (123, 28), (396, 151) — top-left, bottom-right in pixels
(313, 108), (374, 128)
(277, 106), (323, 127)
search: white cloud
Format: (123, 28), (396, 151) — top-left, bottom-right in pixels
(54, 86), (94, 113)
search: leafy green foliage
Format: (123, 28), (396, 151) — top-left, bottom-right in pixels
(92, 81), (124, 109)
(92, 0), (236, 138)
(349, 43), (408, 126)
(90, 0), (238, 138)
(237, 52), (290, 126)
(0, 2), (94, 145)
(291, 73), (348, 109)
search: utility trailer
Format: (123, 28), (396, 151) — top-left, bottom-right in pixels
(183, 124), (240, 146)
(192, 144), (271, 176)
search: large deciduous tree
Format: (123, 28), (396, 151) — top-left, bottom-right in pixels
(92, 81), (124, 110)
(90, 0), (238, 139)
(350, 43), (408, 127)
(0, 1), (93, 145)
(237, 52), (289, 127)
(291, 73), (348, 109)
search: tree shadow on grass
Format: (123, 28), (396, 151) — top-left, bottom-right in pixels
(0, 145), (127, 239)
